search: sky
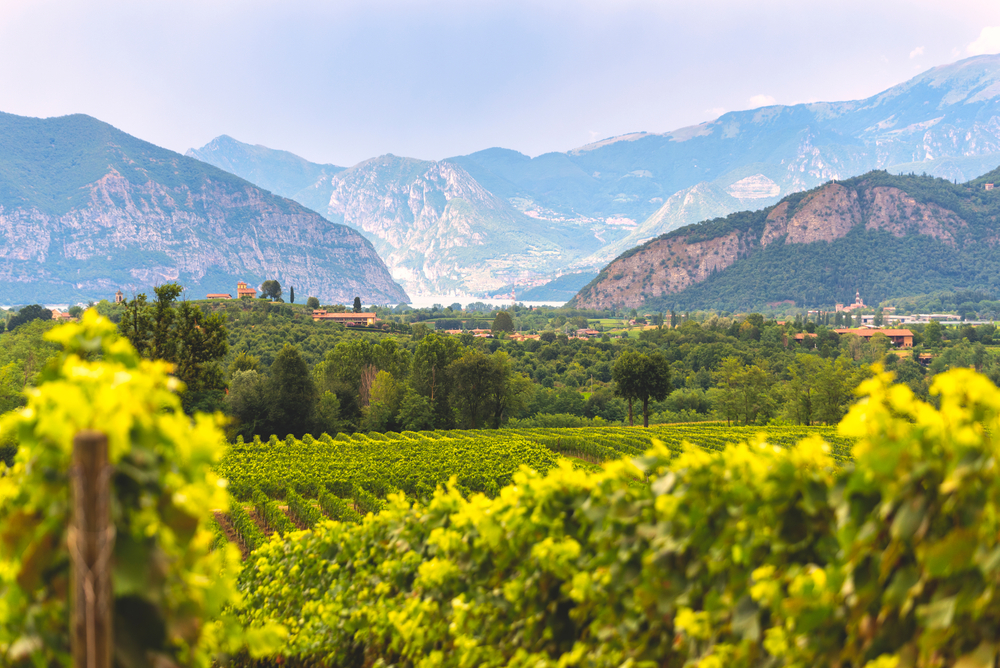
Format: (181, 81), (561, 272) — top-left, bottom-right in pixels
(1, 0), (1000, 166)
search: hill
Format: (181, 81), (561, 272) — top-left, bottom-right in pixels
(570, 167), (1000, 311)
(189, 53), (1000, 296)
(0, 112), (407, 304)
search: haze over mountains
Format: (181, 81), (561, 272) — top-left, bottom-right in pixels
(189, 54), (1000, 300)
(0, 113), (407, 304)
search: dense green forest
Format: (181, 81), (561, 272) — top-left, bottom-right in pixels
(4, 284), (1000, 455)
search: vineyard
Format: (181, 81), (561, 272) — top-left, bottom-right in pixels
(213, 423), (855, 556)
(224, 367), (1000, 667)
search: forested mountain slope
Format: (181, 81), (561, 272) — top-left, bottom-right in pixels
(0, 112), (407, 304)
(571, 167), (1000, 311)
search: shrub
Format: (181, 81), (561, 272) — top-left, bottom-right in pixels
(0, 310), (279, 665)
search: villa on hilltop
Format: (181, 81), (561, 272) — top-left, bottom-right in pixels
(204, 281), (256, 300)
(311, 310), (380, 326)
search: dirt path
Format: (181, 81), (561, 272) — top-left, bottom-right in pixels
(248, 507), (275, 538)
(279, 504), (311, 531)
(213, 510), (249, 561)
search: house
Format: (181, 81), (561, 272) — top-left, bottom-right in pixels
(834, 328), (914, 348)
(311, 310), (380, 326)
(987, 183), (995, 191)
(206, 293), (233, 300)
(50, 309), (74, 321)
(236, 281), (257, 299)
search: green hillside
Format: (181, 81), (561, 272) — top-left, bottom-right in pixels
(574, 167), (1000, 311)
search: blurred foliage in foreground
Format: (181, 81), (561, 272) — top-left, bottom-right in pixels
(0, 311), (282, 667)
(235, 367), (1000, 668)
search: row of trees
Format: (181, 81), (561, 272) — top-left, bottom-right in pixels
(6, 284), (1000, 442)
(224, 333), (532, 439)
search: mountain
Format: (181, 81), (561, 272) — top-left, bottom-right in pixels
(518, 272), (598, 302)
(0, 112), (407, 304)
(188, 53), (1000, 296)
(185, 135), (345, 214)
(187, 141), (606, 294)
(570, 167), (1000, 312)
(320, 154), (603, 294)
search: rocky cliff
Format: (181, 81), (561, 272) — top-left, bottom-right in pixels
(0, 113), (407, 304)
(571, 169), (998, 311)
(321, 155), (600, 295)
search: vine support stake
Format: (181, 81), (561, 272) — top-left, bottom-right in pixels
(70, 430), (114, 668)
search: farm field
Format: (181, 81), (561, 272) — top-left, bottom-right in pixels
(214, 423), (854, 554)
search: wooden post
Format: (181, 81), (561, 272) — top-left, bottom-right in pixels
(70, 430), (114, 668)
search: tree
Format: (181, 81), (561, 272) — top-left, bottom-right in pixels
(449, 349), (494, 429)
(261, 280), (282, 301)
(313, 391), (345, 435)
(117, 283), (228, 412)
(306, 296), (320, 310)
(713, 357), (775, 426)
(925, 320), (943, 348)
(783, 354), (824, 425)
(412, 333), (462, 427)
(267, 344), (317, 437)
(353, 297), (363, 313)
(228, 351), (262, 375)
(399, 389), (435, 431)
(813, 357), (861, 425)
(7, 304), (52, 331)
(612, 351), (672, 427)
(483, 351), (531, 428)
(492, 311), (515, 334)
(289, 286), (295, 303)
(360, 370), (401, 432)
(225, 370), (270, 441)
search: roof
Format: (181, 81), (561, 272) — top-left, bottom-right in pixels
(834, 328), (913, 336)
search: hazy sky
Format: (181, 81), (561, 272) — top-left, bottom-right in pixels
(1, 0), (999, 166)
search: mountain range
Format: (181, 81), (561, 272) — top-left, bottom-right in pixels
(571, 167), (1000, 312)
(188, 54), (1000, 298)
(0, 113), (407, 305)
